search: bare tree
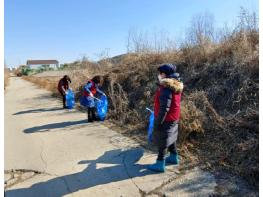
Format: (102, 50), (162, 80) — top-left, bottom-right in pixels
(237, 7), (258, 33)
(187, 12), (215, 46)
(215, 22), (233, 43)
(126, 27), (177, 54)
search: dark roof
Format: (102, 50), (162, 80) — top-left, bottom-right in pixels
(27, 60), (59, 65)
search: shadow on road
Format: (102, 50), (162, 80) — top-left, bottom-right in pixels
(13, 107), (64, 115)
(5, 148), (154, 197)
(24, 120), (88, 133)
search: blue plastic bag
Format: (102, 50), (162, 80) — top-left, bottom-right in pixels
(96, 95), (108, 121)
(80, 96), (95, 108)
(147, 108), (154, 143)
(80, 96), (86, 107)
(65, 89), (75, 109)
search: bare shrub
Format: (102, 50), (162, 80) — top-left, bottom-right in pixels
(179, 98), (204, 145)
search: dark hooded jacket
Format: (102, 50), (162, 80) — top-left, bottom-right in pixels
(58, 77), (71, 93)
(153, 74), (183, 148)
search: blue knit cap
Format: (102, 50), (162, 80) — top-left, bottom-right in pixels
(158, 64), (176, 76)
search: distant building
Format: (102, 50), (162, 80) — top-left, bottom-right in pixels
(26, 60), (59, 69)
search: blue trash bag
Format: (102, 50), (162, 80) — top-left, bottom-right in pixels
(96, 95), (108, 121)
(147, 111), (154, 143)
(80, 96), (95, 108)
(80, 96), (87, 107)
(65, 89), (75, 109)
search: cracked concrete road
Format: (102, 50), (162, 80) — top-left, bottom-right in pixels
(5, 77), (217, 197)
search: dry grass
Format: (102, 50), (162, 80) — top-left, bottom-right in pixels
(23, 76), (59, 94)
(4, 69), (10, 89)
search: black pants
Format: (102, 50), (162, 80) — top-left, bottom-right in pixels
(157, 143), (177, 161)
(60, 91), (66, 108)
(87, 107), (96, 121)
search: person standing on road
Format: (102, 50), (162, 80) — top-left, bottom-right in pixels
(58, 75), (71, 108)
(148, 64), (183, 172)
(83, 75), (105, 122)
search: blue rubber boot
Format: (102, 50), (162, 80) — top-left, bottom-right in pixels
(165, 153), (179, 165)
(148, 160), (165, 172)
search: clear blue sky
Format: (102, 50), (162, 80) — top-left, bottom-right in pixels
(4, 0), (258, 67)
